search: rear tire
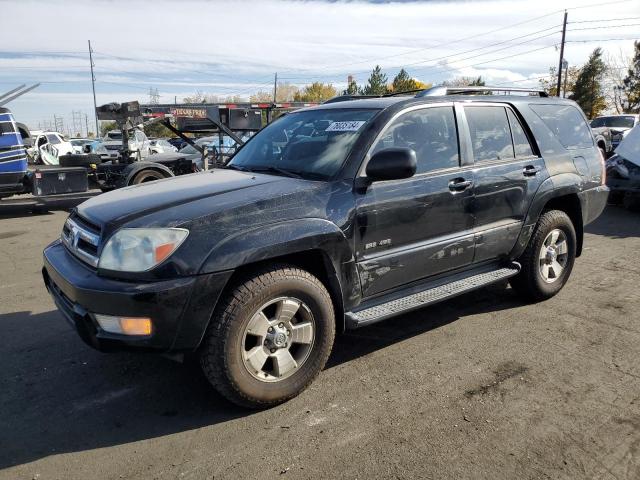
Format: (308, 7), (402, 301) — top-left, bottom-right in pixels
(199, 265), (335, 408)
(510, 210), (576, 302)
(131, 169), (166, 184)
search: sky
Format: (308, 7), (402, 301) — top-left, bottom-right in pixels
(2, 0), (639, 134)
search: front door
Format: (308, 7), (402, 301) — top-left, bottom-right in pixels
(355, 105), (475, 298)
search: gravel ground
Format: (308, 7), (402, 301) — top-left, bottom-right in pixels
(1, 206), (639, 480)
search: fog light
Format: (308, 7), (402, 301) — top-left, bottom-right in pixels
(94, 314), (152, 336)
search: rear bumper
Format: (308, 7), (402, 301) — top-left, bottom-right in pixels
(43, 240), (232, 352)
(579, 185), (609, 226)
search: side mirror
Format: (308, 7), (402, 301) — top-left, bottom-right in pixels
(83, 144), (92, 154)
(366, 147), (417, 181)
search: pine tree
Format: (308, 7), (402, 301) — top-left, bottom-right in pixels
(362, 65), (388, 95)
(391, 68), (418, 93)
(343, 79), (359, 95)
(570, 48), (607, 119)
(622, 40), (640, 113)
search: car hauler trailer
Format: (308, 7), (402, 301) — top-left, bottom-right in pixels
(0, 84), (100, 212)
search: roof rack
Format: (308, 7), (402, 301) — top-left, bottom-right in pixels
(415, 86), (548, 97)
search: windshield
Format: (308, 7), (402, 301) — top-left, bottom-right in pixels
(106, 131), (122, 140)
(591, 116), (635, 129)
(228, 108), (377, 179)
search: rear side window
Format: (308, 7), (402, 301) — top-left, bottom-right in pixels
(530, 104), (593, 150)
(507, 109), (534, 157)
(372, 106), (460, 173)
(464, 106), (514, 162)
(0, 122), (16, 134)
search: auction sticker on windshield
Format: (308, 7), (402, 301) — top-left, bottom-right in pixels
(326, 121), (366, 132)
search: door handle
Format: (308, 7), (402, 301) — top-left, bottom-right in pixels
(448, 177), (473, 192)
(523, 165), (540, 176)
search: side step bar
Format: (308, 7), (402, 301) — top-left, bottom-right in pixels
(345, 263), (520, 329)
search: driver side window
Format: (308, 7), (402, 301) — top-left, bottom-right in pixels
(372, 107), (460, 174)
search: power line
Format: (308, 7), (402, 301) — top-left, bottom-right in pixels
(566, 37), (639, 43)
(567, 23), (640, 32)
(568, 16), (640, 24)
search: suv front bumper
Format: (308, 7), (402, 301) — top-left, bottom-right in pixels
(43, 240), (232, 352)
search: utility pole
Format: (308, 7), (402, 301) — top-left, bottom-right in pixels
(562, 59), (569, 98)
(556, 10), (568, 98)
(88, 40), (99, 136)
(273, 72), (278, 103)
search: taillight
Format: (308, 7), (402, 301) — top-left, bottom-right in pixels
(599, 148), (606, 185)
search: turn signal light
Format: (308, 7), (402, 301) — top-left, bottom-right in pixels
(94, 314), (153, 336)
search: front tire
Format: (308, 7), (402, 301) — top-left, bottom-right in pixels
(510, 210), (576, 302)
(200, 265), (335, 408)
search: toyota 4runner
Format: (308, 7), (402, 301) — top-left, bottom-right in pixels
(43, 87), (608, 408)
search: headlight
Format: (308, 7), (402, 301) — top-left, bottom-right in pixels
(98, 228), (189, 272)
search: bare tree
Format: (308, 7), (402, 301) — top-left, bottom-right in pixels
(603, 50), (632, 113)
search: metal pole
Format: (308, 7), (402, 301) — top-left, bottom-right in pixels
(562, 62), (568, 98)
(273, 72), (278, 103)
(88, 40), (99, 136)
(556, 10), (568, 97)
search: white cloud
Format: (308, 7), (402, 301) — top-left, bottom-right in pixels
(2, 0), (639, 124)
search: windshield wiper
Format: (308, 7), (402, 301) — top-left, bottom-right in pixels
(223, 164), (252, 172)
(243, 166), (303, 179)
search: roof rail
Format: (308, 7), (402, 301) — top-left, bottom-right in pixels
(415, 86), (548, 98)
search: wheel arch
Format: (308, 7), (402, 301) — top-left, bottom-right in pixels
(514, 175), (585, 259)
(199, 219), (359, 335)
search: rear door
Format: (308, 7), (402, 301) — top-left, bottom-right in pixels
(355, 104), (475, 297)
(462, 104), (545, 264)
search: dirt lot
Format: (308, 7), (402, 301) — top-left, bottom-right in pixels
(1, 206), (639, 480)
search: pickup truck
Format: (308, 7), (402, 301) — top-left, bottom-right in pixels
(43, 87), (608, 408)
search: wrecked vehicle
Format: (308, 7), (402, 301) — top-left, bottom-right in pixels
(606, 124), (640, 210)
(591, 114), (640, 150)
(43, 87), (608, 408)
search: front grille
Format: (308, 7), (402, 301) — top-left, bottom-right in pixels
(104, 144), (121, 151)
(61, 215), (101, 267)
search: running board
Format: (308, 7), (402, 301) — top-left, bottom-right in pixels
(346, 263), (520, 329)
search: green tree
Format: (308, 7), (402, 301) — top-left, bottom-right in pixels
(539, 66), (581, 97)
(443, 76), (485, 87)
(343, 79), (359, 95)
(361, 65), (388, 95)
(570, 48), (607, 119)
(390, 68), (418, 92)
(294, 82), (338, 102)
(144, 122), (174, 138)
(99, 121), (117, 137)
(622, 40), (640, 113)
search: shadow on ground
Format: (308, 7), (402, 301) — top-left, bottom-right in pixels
(0, 282), (520, 470)
(585, 205), (640, 239)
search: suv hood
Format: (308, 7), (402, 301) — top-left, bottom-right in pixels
(77, 169), (294, 227)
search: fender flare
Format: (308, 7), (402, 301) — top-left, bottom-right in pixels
(199, 218), (354, 273)
(511, 173), (584, 259)
(199, 218), (359, 325)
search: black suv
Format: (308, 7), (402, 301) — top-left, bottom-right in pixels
(43, 87), (608, 408)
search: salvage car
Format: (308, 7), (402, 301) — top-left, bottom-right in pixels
(43, 87), (608, 408)
(606, 124), (640, 210)
(591, 114), (640, 150)
(103, 129), (151, 161)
